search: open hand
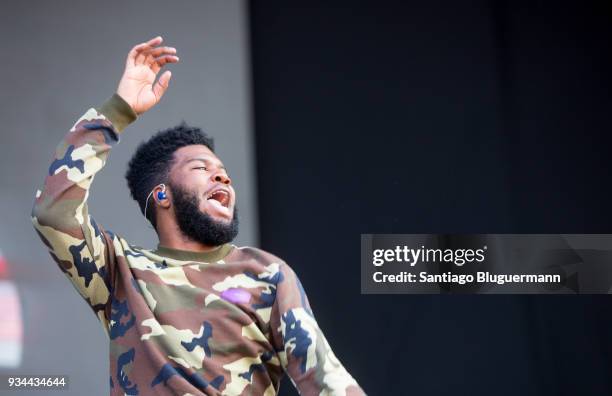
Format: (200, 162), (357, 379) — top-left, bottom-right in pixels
(116, 36), (179, 115)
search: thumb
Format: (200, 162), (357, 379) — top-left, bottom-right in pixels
(153, 71), (172, 100)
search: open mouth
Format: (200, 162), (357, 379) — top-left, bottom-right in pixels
(206, 188), (230, 209)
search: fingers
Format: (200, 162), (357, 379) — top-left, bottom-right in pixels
(144, 47), (176, 66)
(153, 70), (172, 100)
(127, 36), (163, 66)
(145, 46), (177, 58)
(142, 46), (177, 66)
(125, 36), (179, 77)
(150, 55), (180, 74)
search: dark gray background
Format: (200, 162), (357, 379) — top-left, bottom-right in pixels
(251, 1), (612, 395)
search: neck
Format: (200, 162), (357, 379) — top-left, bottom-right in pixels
(156, 219), (220, 253)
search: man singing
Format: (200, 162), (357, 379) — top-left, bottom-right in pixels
(31, 36), (365, 396)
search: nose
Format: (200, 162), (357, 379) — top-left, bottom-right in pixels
(212, 171), (231, 185)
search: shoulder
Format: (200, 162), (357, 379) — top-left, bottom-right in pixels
(231, 245), (282, 263)
(230, 245), (295, 273)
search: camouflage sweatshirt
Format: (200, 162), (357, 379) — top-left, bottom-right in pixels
(31, 95), (366, 396)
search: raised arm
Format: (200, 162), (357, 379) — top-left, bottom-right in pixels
(270, 263), (367, 395)
(30, 36), (178, 334)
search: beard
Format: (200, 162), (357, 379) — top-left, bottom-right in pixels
(169, 182), (239, 246)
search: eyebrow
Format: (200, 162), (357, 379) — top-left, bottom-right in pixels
(185, 157), (226, 170)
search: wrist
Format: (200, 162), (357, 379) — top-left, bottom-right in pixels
(115, 89), (139, 114)
(98, 94), (138, 133)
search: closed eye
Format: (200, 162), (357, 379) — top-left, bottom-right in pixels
(193, 167), (208, 171)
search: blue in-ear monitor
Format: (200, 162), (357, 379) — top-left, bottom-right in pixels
(144, 184), (167, 222)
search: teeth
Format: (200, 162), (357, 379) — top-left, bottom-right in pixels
(208, 190), (228, 200)
(208, 199), (228, 211)
(206, 189), (230, 209)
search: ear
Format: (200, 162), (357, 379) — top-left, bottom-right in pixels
(153, 184), (171, 209)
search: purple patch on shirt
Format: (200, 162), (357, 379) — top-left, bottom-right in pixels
(221, 288), (251, 304)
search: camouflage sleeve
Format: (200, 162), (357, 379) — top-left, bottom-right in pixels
(270, 263), (366, 396)
(30, 94), (137, 334)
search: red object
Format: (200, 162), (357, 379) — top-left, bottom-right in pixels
(0, 254), (8, 279)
